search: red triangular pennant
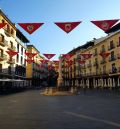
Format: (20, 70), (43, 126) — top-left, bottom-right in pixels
(80, 54), (92, 60)
(43, 54), (56, 60)
(25, 52), (38, 58)
(55, 22), (81, 33)
(25, 59), (34, 64)
(91, 19), (119, 32)
(61, 54), (74, 59)
(18, 23), (44, 34)
(6, 50), (18, 57)
(66, 60), (73, 66)
(100, 52), (110, 58)
(0, 23), (7, 29)
(52, 60), (59, 65)
(40, 59), (49, 64)
(78, 60), (86, 65)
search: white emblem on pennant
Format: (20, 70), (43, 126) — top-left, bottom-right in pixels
(27, 25), (34, 31)
(101, 22), (109, 30)
(65, 24), (71, 31)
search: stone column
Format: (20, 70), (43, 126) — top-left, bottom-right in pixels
(93, 78), (96, 88)
(117, 77), (120, 87)
(57, 57), (63, 87)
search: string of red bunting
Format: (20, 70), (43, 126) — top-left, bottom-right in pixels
(0, 19), (119, 34)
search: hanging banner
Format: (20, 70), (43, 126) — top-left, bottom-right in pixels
(61, 54), (74, 59)
(66, 60), (73, 66)
(43, 54), (56, 60)
(40, 59), (49, 64)
(25, 59), (34, 64)
(80, 54), (92, 60)
(6, 50), (18, 57)
(52, 60), (59, 65)
(91, 19), (119, 32)
(18, 23), (44, 34)
(25, 52), (38, 58)
(100, 52), (110, 58)
(55, 21), (81, 33)
(78, 60), (86, 65)
(0, 23), (7, 29)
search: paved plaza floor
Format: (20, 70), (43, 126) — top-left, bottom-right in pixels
(0, 89), (120, 129)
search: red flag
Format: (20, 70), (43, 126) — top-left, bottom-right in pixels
(55, 22), (81, 33)
(6, 50), (18, 57)
(25, 59), (34, 64)
(66, 60), (73, 66)
(61, 54), (74, 59)
(40, 59), (49, 64)
(80, 54), (92, 60)
(91, 19), (119, 32)
(25, 52), (38, 58)
(78, 60), (86, 65)
(43, 54), (56, 59)
(0, 23), (7, 29)
(52, 60), (59, 65)
(18, 23), (44, 34)
(100, 52), (110, 58)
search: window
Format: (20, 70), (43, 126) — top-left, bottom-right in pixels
(2, 19), (5, 23)
(11, 29), (14, 35)
(111, 51), (115, 60)
(112, 63), (117, 73)
(7, 24), (10, 33)
(0, 34), (4, 42)
(10, 41), (13, 48)
(94, 48), (97, 55)
(103, 65), (106, 74)
(17, 44), (19, 52)
(16, 54), (19, 63)
(21, 47), (23, 55)
(101, 45), (105, 52)
(0, 49), (3, 57)
(21, 56), (23, 65)
(110, 40), (114, 49)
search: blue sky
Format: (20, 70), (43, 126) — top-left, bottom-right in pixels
(0, 0), (120, 60)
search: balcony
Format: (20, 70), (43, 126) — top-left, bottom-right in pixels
(0, 39), (8, 47)
(100, 59), (106, 64)
(7, 58), (15, 64)
(8, 45), (16, 51)
(109, 56), (116, 62)
(0, 54), (7, 61)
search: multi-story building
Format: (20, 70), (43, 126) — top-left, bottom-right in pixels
(0, 9), (30, 92)
(59, 27), (120, 90)
(0, 9), (17, 79)
(26, 45), (47, 87)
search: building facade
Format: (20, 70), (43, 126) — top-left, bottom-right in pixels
(60, 30), (120, 90)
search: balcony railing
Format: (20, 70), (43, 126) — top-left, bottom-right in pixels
(8, 45), (16, 51)
(7, 58), (15, 64)
(0, 54), (7, 60)
(100, 59), (106, 64)
(0, 39), (8, 47)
